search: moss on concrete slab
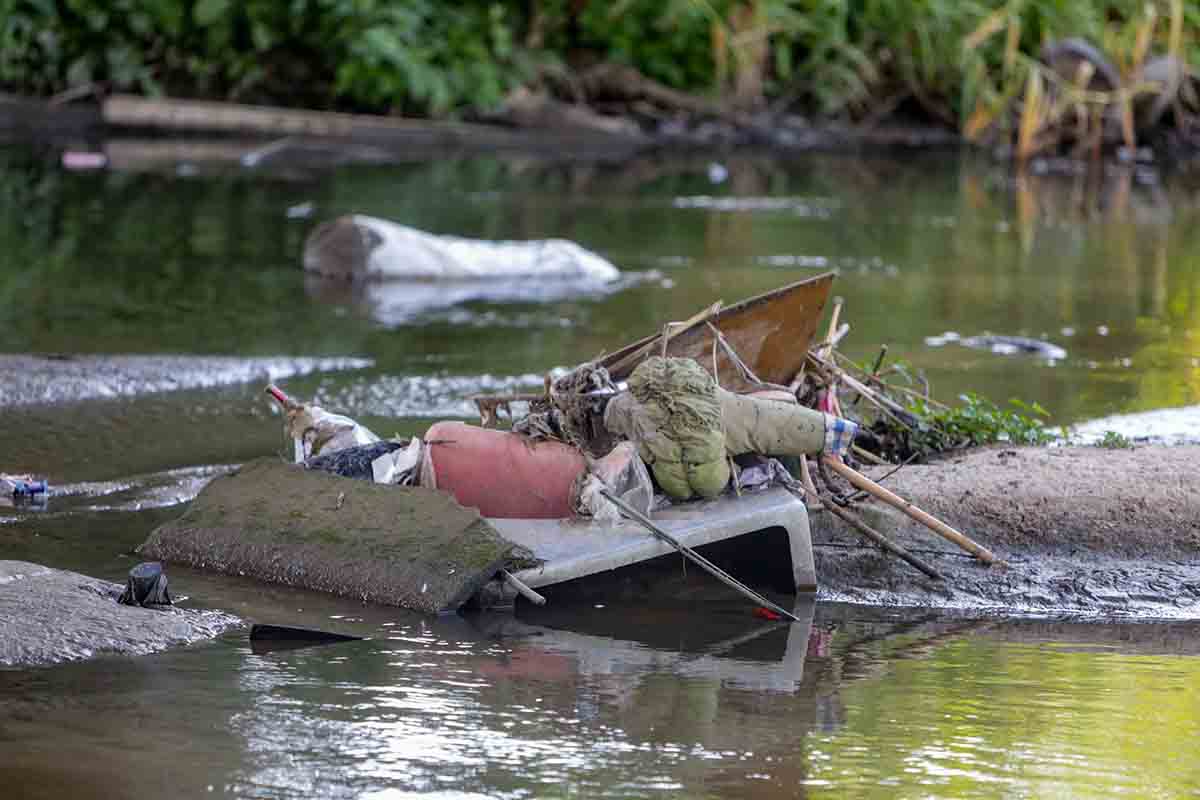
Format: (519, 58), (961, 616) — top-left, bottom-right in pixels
(139, 457), (528, 614)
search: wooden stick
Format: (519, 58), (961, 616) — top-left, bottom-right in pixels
(820, 297), (843, 358)
(832, 351), (950, 411)
(785, 484), (944, 582)
(469, 393), (544, 404)
(837, 370), (914, 423)
(851, 444), (890, 466)
(706, 322), (789, 391)
(822, 456), (1004, 567)
(869, 344), (889, 377)
(600, 489), (800, 621)
(787, 362), (806, 392)
(798, 456), (820, 500)
(829, 322), (850, 348)
(607, 301), (722, 377)
(807, 353), (916, 432)
(852, 345), (888, 408)
(471, 393), (546, 427)
(501, 569), (547, 606)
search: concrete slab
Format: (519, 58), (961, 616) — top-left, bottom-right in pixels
(139, 458), (526, 614)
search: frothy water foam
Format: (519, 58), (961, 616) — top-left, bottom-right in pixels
(0, 355), (373, 407)
(312, 371), (566, 419)
(1067, 404), (1200, 446)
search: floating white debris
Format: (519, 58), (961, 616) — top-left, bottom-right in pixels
(924, 331), (962, 347)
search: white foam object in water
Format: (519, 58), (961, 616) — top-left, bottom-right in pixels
(318, 215), (620, 282)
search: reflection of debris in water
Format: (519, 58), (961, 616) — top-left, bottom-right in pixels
(304, 271), (655, 328)
(672, 195), (838, 218)
(473, 598), (817, 696)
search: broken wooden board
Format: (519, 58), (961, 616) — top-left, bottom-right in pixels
(139, 458), (526, 614)
(599, 273), (835, 392)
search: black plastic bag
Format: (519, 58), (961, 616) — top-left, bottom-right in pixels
(118, 562), (173, 607)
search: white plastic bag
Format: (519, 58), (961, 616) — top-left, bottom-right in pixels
(574, 441), (655, 523)
(266, 384), (379, 463)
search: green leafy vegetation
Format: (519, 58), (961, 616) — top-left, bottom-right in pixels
(907, 393), (1055, 454)
(2, 1), (1197, 126)
(1097, 430), (1135, 449)
(0, 0), (547, 115)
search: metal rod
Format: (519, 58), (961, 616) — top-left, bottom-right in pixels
(600, 489), (800, 622)
(501, 569), (547, 606)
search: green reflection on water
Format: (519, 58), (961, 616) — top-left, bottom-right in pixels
(809, 632), (1200, 798)
(3, 147), (1198, 425)
(3, 144), (1200, 800)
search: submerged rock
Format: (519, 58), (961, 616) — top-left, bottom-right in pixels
(0, 561), (236, 667)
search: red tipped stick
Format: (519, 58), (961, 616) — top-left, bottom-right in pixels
(265, 384), (291, 408)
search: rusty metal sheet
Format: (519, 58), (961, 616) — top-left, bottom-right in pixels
(601, 273), (835, 392)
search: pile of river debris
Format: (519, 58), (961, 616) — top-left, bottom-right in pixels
(144, 273), (1026, 614)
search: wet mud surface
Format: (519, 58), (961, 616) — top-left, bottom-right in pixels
(0, 560), (237, 667)
(812, 445), (1200, 617)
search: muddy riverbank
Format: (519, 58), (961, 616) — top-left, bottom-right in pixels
(813, 445), (1200, 617)
(0, 560), (237, 667)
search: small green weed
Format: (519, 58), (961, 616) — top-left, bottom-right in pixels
(907, 392), (1055, 454)
(1096, 430), (1135, 449)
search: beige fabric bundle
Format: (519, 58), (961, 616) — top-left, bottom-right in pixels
(605, 357), (730, 500)
(719, 389), (826, 456)
(603, 357), (831, 501)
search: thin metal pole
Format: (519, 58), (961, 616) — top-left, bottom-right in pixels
(501, 569), (547, 606)
(600, 489), (800, 622)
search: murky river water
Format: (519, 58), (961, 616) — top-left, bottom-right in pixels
(2, 141), (1200, 797)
